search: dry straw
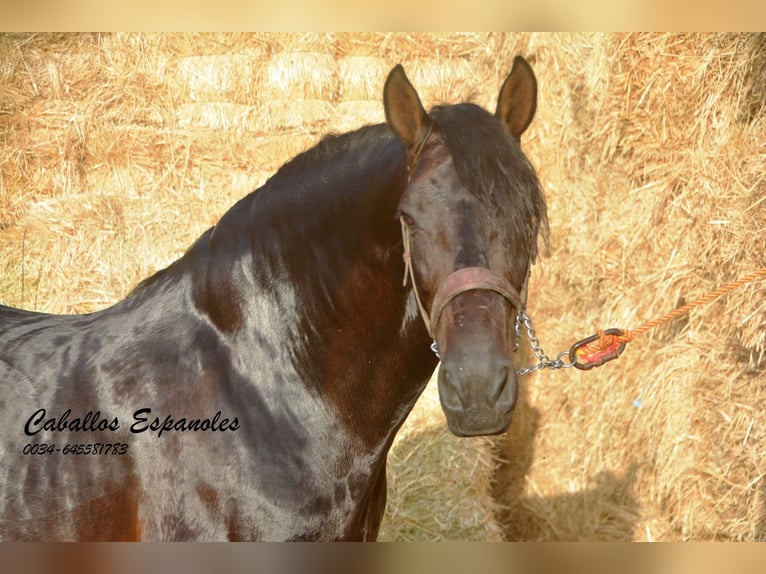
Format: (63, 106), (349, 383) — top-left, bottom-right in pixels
(337, 56), (388, 101)
(1, 32), (764, 541)
(378, 382), (505, 541)
(506, 32), (766, 541)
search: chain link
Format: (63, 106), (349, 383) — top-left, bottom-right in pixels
(514, 310), (576, 376)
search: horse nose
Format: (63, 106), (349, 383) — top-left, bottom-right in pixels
(439, 356), (515, 407)
(437, 354), (517, 435)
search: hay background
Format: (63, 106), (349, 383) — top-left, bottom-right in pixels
(1, 33), (764, 541)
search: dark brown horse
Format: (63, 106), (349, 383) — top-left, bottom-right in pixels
(0, 57), (546, 540)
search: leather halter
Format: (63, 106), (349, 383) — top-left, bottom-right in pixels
(400, 217), (527, 339)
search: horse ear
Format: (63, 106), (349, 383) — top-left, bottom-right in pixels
(495, 56), (537, 140)
(384, 64), (430, 148)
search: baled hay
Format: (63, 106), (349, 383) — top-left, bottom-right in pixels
(329, 101), (384, 133)
(176, 99), (334, 132)
(26, 99), (87, 129)
(176, 102), (256, 130)
(333, 33), (391, 57)
(337, 56), (388, 101)
(259, 99), (334, 131)
(16, 47), (172, 129)
(260, 51), (336, 100)
(237, 133), (318, 173)
(177, 55), (261, 103)
(379, 378), (504, 541)
(9, 125), (84, 201)
(5, 192), (177, 312)
(399, 57), (483, 106)
(546, 33), (765, 353)
(255, 32), (336, 56)
(368, 32), (492, 61)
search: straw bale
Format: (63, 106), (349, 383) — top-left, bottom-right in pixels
(399, 57), (483, 106)
(337, 56), (388, 101)
(0, 66), (30, 114)
(259, 99), (334, 131)
(338, 32), (493, 62)
(1, 45), (94, 102)
(379, 378), (504, 541)
(104, 33), (270, 64)
(176, 99), (334, 132)
(176, 102), (257, 130)
(205, 132), (319, 174)
(25, 99), (84, 130)
(256, 33), (335, 56)
(177, 55), (259, 103)
(333, 33), (390, 58)
(329, 101), (384, 134)
(260, 51), (336, 100)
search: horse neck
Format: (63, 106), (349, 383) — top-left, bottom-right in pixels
(204, 131), (437, 448)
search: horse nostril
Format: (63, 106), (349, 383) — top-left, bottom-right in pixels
(491, 361), (516, 406)
(438, 364), (465, 411)
(491, 364), (510, 401)
(438, 356), (516, 412)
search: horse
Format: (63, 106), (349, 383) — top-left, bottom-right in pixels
(0, 56), (546, 541)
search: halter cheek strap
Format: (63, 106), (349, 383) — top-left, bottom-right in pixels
(400, 217), (527, 339)
(401, 216), (432, 332)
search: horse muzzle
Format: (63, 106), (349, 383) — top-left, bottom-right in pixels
(437, 348), (518, 437)
(431, 277), (521, 437)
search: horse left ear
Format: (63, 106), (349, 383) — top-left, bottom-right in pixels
(384, 64), (430, 148)
(495, 56), (537, 140)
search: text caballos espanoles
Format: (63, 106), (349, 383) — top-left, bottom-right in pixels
(24, 408), (239, 438)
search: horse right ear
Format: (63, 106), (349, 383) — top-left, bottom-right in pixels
(384, 65), (430, 148)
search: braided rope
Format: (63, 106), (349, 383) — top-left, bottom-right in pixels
(573, 267), (766, 369)
(623, 267), (766, 341)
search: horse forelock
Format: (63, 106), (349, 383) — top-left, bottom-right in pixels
(429, 103), (548, 264)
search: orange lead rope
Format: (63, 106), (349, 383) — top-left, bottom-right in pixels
(569, 267), (766, 370)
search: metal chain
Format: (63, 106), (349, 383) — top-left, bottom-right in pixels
(515, 310), (576, 376)
(428, 310), (574, 375)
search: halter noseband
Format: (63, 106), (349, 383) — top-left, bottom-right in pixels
(400, 217), (527, 340)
